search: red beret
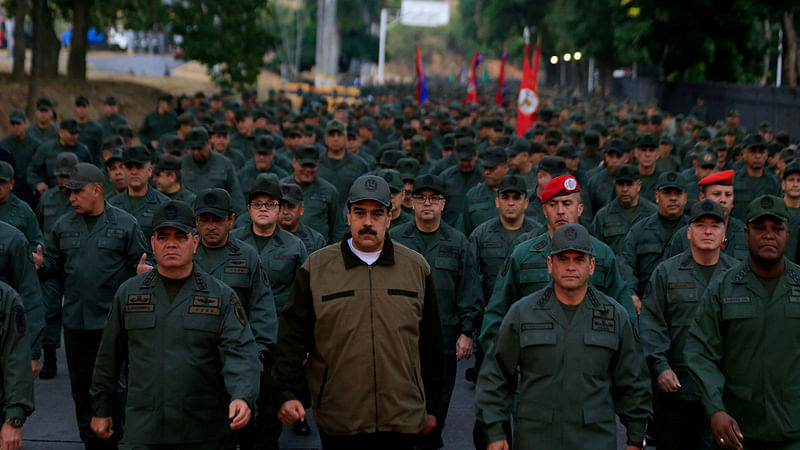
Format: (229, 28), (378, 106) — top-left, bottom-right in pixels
(697, 169), (733, 187)
(541, 174), (581, 204)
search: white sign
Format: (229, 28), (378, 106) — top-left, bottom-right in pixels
(400, 1), (450, 27)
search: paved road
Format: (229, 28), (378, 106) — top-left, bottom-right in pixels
(87, 54), (186, 77)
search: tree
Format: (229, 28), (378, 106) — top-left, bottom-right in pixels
(66, 0), (92, 81)
(11, 0), (27, 80)
(781, 9), (797, 87)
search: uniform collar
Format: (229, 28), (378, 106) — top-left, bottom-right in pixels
(340, 232), (396, 269)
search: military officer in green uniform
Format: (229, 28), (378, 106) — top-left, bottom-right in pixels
(378, 169), (413, 228)
(390, 173), (482, 450)
(181, 126), (246, 215)
(152, 154), (196, 205)
(138, 94), (178, 150)
(783, 160), (800, 262)
(634, 133), (662, 203)
(585, 137), (629, 215)
(0, 162), (44, 250)
(191, 189), (279, 450)
(475, 224), (651, 450)
(731, 135), (781, 220)
(506, 137), (537, 197)
(316, 120), (369, 209)
(277, 183), (327, 254)
(0, 109), (40, 207)
(27, 119), (93, 197)
(640, 200), (736, 449)
(683, 148), (718, 213)
(97, 96), (130, 138)
(481, 174), (635, 351)
(39, 163), (148, 449)
(441, 138), (483, 227)
(27, 98), (58, 143)
(74, 96), (105, 165)
(238, 135), (288, 200)
(685, 195), (800, 449)
(591, 164), (657, 254)
(524, 155), (568, 227)
(90, 200), (259, 450)
(409, 135), (435, 174)
(461, 146), (508, 236)
(103, 147), (127, 199)
(0, 279), (35, 449)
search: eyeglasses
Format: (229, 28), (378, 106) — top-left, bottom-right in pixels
(411, 194), (444, 203)
(250, 201), (280, 210)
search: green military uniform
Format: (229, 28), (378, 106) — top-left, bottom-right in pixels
(665, 217), (749, 261)
(317, 151), (370, 209)
(181, 152), (246, 214)
(281, 174), (343, 244)
(441, 164), (482, 227)
(230, 131), (255, 160)
(91, 267), (260, 447)
(218, 146), (247, 169)
(97, 114), (129, 138)
(77, 119), (105, 166)
(0, 192), (44, 250)
(108, 186), (170, 244)
(476, 283), (651, 449)
(461, 182), (498, 236)
(26, 139), (92, 190)
(37, 187), (72, 235)
(238, 160), (288, 199)
(292, 223), (327, 254)
(138, 109), (178, 148)
(0, 280), (35, 426)
(639, 171), (660, 203)
(26, 123), (58, 143)
(586, 169), (616, 214)
(163, 186), (196, 205)
(591, 198), (658, 254)
(731, 168), (781, 220)
(0, 114), (40, 206)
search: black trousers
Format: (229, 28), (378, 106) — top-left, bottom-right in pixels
(654, 393), (711, 450)
(64, 328), (124, 450)
(319, 431), (418, 450)
(226, 364), (281, 450)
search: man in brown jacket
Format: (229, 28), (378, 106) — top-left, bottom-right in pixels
(275, 174), (446, 450)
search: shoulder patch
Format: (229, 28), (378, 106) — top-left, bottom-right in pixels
(592, 305), (616, 333)
(231, 296), (247, 325)
(731, 265), (750, 283)
(13, 304), (25, 335)
(501, 257), (511, 277)
(127, 294), (151, 304)
(194, 271), (208, 291)
(533, 240), (548, 250)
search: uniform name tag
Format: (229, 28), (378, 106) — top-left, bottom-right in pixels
(533, 241), (548, 250)
(127, 294), (151, 304)
(105, 228), (125, 238)
(224, 267), (249, 274)
(439, 245), (460, 257)
(189, 306), (221, 315)
(668, 282), (695, 289)
(522, 322), (553, 330)
(125, 304), (155, 312)
(792, 287), (800, 297)
(193, 296), (220, 307)
(227, 259), (247, 267)
(722, 297), (750, 304)
(604, 222), (623, 228)
(273, 254), (300, 260)
(481, 242), (503, 248)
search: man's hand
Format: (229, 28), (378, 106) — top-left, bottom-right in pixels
(632, 295), (642, 315)
(31, 359), (40, 379)
(278, 400), (306, 425)
(657, 369), (681, 393)
(150, 141), (159, 150)
(422, 414), (436, 435)
(488, 440), (509, 450)
(0, 422), (23, 450)
(228, 399), (251, 430)
(456, 334), (473, 361)
(710, 411), (744, 449)
(136, 253), (153, 274)
(91, 416), (114, 440)
(36, 182), (48, 195)
(32, 244), (44, 270)
(625, 446), (641, 450)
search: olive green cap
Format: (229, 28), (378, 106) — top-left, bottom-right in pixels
(614, 164), (640, 182)
(378, 169), (404, 193)
(410, 135), (427, 155)
(0, 162), (13, 181)
(550, 224), (593, 256)
(347, 175), (391, 208)
(745, 195), (789, 223)
(54, 152), (79, 176)
(696, 150), (717, 168)
(689, 199), (725, 223)
(395, 157), (421, 181)
(193, 188), (233, 217)
(152, 200), (195, 234)
(498, 174), (527, 194)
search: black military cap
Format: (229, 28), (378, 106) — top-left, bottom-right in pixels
(254, 135), (275, 154)
(659, 135), (673, 146)
(454, 126), (475, 139)
(356, 116), (377, 130)
(164, 135), (185, 156)
(482, 146), (508, 167)
(303, 124), (317, 137)
(105, 148), (124, 167)
(249, 180), (282, 203)
(75, 95), (90, 107)
(550, 224), (593, 256)
(115, 125), (134, 139)
(395, 158), (421, 181)
(155, 154), (182, 172)
(697, 150), (717, 168)
(455, 137), (476, 160)
(158, 93), (173, 104)
(689, 199), (725, 223)
(759, 121), (772, 132)
(280, 183), (304, 205)
(603, 138), (628, 155)
(36, 98), (53, 111)
(104, 96), (118, 106)
(379, 150), (406, 168)
(0, 161), (13, 181)
(123, 145), (151, 165)
(410, 136), (427, 155)
(710, 138), (727, 152)
(442, 133), (455, 149)
(63, 163), (104, 189)
(402, 125), (417, 139)
(348, 175), (391, 208)
(54, 152), (79, 176)
(412, 174), (445, 195)
(657, 171), (686, 192)
(196, 99), (210, 112)
(254, 173), (281, 186)
(745, 195), (789, 223)
(780, 148), (796, 164)
(545, 129), (562, 145)
(194, 188), (233, 217)
(234, 108), (253, 122)
(103, 135), (124, 151)
(531, 142), (547, 155)
(378, 169), (403, 193)
(185, 127), (209, 149)
(284, 125), (303, 138)
(538, 155), (567, 177)
(584, 131), (600, 149)
(698, 129), (712, 140)
(295, 146), (320, 166)
(498, 174), (527, 195)
(614, 164), (640, 182)
(556, 144), (578, 159)
(783, 159), (800, 178)
(177, 112), (197, 127)
(60, 119), (79, 134)
(638, 133), (658, 148)
(326, 119), (346, 135)
(9, 108), (26, 124)
(506, 137), (531, 157)
(153, 200), (195, 234)
(745, 134), (767, 149)
(727, 109), (739, 117)
(767, 142), (783, 157)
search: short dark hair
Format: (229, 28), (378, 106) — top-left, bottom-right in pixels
(155, 169), (182, 182)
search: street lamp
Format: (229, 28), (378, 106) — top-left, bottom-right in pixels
(573, 52), (582, 61)
(563, 53), (571, 62)
(550, 56), (558, 64)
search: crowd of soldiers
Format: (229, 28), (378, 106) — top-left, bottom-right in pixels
(0, 84), (797, 450)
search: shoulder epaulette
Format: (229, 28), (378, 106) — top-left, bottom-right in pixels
(731, 264), (750, 283)
(141, 269), (158, 287)
(194, 271), (208, 291)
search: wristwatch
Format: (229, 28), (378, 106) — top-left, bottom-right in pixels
(6, 417), (24, 428)
(461, 329), (475, 338)
(627, 438), (645, 449)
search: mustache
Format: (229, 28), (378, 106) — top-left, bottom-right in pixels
(358, 227), (378, 236)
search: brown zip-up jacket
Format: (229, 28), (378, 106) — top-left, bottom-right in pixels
(275, 233), (445, 436)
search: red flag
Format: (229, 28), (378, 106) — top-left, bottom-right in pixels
(516, 31), (540, 136)
(415, 44), (427, 105)
(465, 50), (481, 104)
(495, 51), (508, 106)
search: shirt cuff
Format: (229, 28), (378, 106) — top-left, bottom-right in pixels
(484, 420), (508, 444)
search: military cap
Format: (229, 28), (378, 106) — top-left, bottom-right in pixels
(356, 116), (377, 130)
(614, 164), (640, 182)
(498, 175), (527, 195)
(303, 124), (317, 137)
(421, 122), (434, 132)
(186, 127), (209, 149)
(550, 224), (593, 256)
(783, 160), (800, 178)
(158, 93), (173, 104)
(154, 154), (182, 173)
(603, 138), (628, 155)
(164, 135), (185, 155)
(378, 169), (404, 193)
(63, 163), (104, 189)
(54, 152), (79, 176)
(697, 169), (733, 187)
(745, 195), (788, 223)
(745, 134), (767, 149)
(541, 174), (580, 204)
(104, 96), (118, 106)
(402, 125), (417, 139)
(659, 135), (673, 146)
(105, 147), (124, 167)
(477, 118), (491, 129)
(650, 114), (663, 125)
(442, 133), (455, 149)
(249, 180), (282, 203)
(115, 124), (134, 139)
(60, 119), (79, 134)
(657, 171), (686, 192)
(545, 129), (562, 145)
(153, 200), (195, 234)
(252, 127), (271, 137)
(325, 119), (346, 135)
(710, 138), (727, 152)
(759, 121), (772, 132)
(506, 137), (531, 156)
(538, 155), (567, 177)
(378, 109), (393, 119)
(177, 112), (197, 127)
(0, 162), (13, 181)
(348, 175), (391, 209)
(720, 127), (735, 136)
(780, 148), (796, 164)
(531, 142), (547, 155)
(379, 150), (406, 168)
(689, 199), (725, 223)
(194, 188), (233, 217)
(9, 108), (26, 124)
(36, 98), (53, 111)
(538, 108), (554, 122)
(482, 146), (508, 167)
(697, 129), (712, 140)
(101, 134), (123, 151)
(280, 183), (304, 205)
(412, 174), (445, 195)
(123, 145), (151, 165)
(696, 150), (717, 168)
(234, 108), (253, 122)
(284, 124), (303, 138)
(254, 135), (275, 154)
(638, 133), (658, 148)
(727, 109), (740, 117)
(556, 144), (579, 159)
(454, 126), (475, 139)
(455, 137), (477, 160)
(295, 146), (320, 166)
(767, 142), (783, 157)
(255, 173), (281, 186)
(410, 135), (427, 155)
(75, 95), (90, 107)
(395, 158), (421, 181)
(584, 131), (600, 148)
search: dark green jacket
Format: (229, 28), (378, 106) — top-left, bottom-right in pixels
(591, 198), (657, 254)
(0, 134), (40, 205)
(585, 169), (616, 215)
(640, 250), (737, 401)
(619, 213), (690, 296)
(25, 123), (57, 143)
(162, 186), (196, 205)
(665, 217), (749, 262)
(237, 160), (288, 200)
(0, 281), (34, 424)
(77, 120), (105, 166)
(475, 285), (651, 449)
(0, 193), (44, 250)
(90, 267), (259, 445)
(291, 223), (327, 254)
(26, 140), (92, 189)
(281, 175), (344, 244)
(108, 187), (171, 242)
(97, 114), (129, 138)
(441, 164), (483, 227)
(685, 260), (800, 442)
(36, 186), (72, 235)
(731, 169), (781, 220)
(181, 152), (246, 215)
(460, 182), (498, 237)
(230, 132), (254, 160)
(138, 110), (177, 146)
(317, 151), (369, 209)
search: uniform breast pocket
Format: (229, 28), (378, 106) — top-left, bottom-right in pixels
(721, 301), (754, 321)
(603, 225), (627, 239)
(468, 202), (489, 213)
(582, 332), (619, 376)
(125, 313), (156, 330)
(434, 256), (460, 273)
(183, 314), (222, 356)
(635, 242), (663, 257)
(785, 302), (800, 319)
(668, 296), (700, 327)
(520, 329), (558, 375)
(97, 237), (125, 251)
(58, 232), (81, 251)
(519, 267), (550, 289)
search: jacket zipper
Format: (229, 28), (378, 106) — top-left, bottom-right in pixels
(369, 266), (378, 431)
(413, 367), (425, 403)
(317, 366), (329, 409)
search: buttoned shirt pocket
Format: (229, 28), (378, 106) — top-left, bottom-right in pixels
(721, 299), (754, 321)
(97, 237), (125, 251)
(583, 332), (619, 376)
(58, 231), (81, 251)
(520, 327), (557, 375)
